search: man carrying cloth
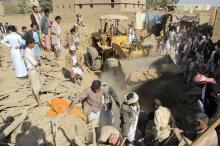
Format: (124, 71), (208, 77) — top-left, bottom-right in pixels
(67, 80), (120, 127)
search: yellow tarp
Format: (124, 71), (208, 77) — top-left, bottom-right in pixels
(47, 97), (86, 121)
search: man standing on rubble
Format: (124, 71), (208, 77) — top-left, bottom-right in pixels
(30, 5), (41, 31)
(120, 92), (140, 145)
(24, 38), (42, 106)
(205, 42), (219, 76)
(196, 35), (207, 64)
(51, 16), (62, 60)
(152, 99), (176, 146)
(67, 80), (120, 126)
(76, 14), (85, 27)
(68, 26), (80, 50)
(127, 24), (135, 43)
(23, 23), (41, 61)
(41, 8), (51, 51)
(193, 74), (220, 120)
(1, 25), (28, 78)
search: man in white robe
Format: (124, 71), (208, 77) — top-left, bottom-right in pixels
(1, 25), (27, 78)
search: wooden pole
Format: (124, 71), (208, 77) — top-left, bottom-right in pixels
(0, 110), (28, 140)
(190, 119), (220, 146)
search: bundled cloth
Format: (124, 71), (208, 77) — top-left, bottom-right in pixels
(193, 73), (216, 84)
(47, 97), (86, 121)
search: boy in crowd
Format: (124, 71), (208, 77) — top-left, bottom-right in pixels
(24, 38), (42, 106)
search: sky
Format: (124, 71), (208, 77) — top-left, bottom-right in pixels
(179, 0), (220, 6)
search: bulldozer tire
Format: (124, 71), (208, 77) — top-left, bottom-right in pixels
(104, 58), (119, 70)
(85, 47), (102, 71)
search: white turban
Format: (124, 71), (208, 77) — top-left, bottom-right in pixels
(125, 92), (139, 104)
(70, 45), (76, 51)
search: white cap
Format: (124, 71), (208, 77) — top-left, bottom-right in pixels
(70, 45), (76, 51)
(202, 35), (206, 39)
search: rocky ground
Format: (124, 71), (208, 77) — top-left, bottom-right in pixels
(0, 24), (99, 146)
(0, 14), (218, 146)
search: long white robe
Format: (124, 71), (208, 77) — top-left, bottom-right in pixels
(127, 105), (139, 142)
(10, 48), (28, 77)
(1, 32), (27, 78)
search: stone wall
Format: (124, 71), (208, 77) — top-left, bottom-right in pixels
(52, 0), (145, 21)
(0, 2), (4, 16)
(213, 8), (220, 41)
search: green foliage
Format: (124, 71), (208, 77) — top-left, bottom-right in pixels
(173, 0), (180, 4)
(39, 0), (53, 12)
(146, 0), (156, 9)
(18, 0), (30, 14)
(159, 0), (168, 8)
(146, 0), (180, 9)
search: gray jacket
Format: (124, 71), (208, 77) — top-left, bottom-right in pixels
(120, 103), (140, 137)
(41, 15), (51, 35)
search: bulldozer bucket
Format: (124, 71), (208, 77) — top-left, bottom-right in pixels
(119, 55), (174, 84)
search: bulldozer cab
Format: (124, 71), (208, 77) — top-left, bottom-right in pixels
(90, 15), (129, 52)
(87, 14), (154, 72)
(99, 14), (128, 36)
(99, 15), (149, 59)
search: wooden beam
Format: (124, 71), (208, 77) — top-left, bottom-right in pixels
(190, 119), (220, 146)
(0, 110), (28, 141)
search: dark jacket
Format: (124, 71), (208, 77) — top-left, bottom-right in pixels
(30, 13), (39, 30)
(120, 103), (140, 137)
(23, 30), (33, 41)
(23, 30), (41, 45)
(204, 83), (220, 119)
(214, 49), (220, 65)
(41, 15), (51, 35)
(197, 41), (207, 54)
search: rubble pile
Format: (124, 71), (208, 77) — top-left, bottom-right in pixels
(0, 45), (96, 146)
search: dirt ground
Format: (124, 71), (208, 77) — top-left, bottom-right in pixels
(0, 14), (100, 146)
(0, 13), (214, 146)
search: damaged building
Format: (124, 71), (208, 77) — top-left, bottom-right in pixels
(52, 0), (146, 20)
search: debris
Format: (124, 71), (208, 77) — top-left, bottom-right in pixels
(0, 44), (96, 145)
(0, 110), (28, 140)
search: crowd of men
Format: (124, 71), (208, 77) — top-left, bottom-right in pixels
(66, 79), (219, 146)
(0, 5), (85, 104)
(0, 5), (219, 146)
(0, 5), (63, 106)
(157, 21), (220, 83)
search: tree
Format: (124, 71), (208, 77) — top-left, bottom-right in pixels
(159, 0), (168, 8)
(146, 0), (157, 9)
(39, 0), (53, 12)
(18, 0), (30, 14)
(146, 0), (179, 9)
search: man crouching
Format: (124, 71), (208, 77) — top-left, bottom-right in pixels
(65, 45), (83, 84)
